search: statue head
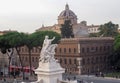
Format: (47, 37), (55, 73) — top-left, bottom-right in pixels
(45, 35), (49, 39)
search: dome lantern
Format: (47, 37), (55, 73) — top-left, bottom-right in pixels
(65, 4), (69, 10)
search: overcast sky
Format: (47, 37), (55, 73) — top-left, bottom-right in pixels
(0, 0), (120, 33)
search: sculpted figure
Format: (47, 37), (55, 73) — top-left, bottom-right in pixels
(39, 36), (57, 63)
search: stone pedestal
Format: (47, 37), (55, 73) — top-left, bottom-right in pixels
(35, 61), (65, 83)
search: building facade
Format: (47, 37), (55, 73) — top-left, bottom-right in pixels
(19, 37), (114, 75)
(55, 37), (114, 74)
(88, 25), (100, 33)
(19, 46), (40, 68)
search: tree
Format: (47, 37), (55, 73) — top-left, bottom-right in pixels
(0, 31), (27, 79)
(61, 20), (74, 38)
(0, 31), (61, 77)
(98, 21), (119, 37)
(114, 34), (120, 51)
(109, 34), (120, 71)
(25, 31), (61, 75)
(0, 34), (14, 77)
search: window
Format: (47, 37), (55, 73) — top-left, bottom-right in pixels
(74, 48), (76, 53)
(100, 46), (102, 51)
(64, 59), (67, 64)
(25, 57), (28, 61)
(25, 48), (27, 52)
(96, 57), (98, 63)
(69, 48), (71, 53)
(82, 59), (85, 65)
(100, 56), (102, 62)
(74, 59), (76, 64)
(59, 48), (62, 53)
(69, 59), (71, 64)
(96, 47), (98, 52)
(22, 57), (24, 61)
(87, 58), (90, 64)
(107, 46), (110, 50)
(104, 46), (106, 51)
(104, 56), (106, 62)
(87, 48), (89, 52)
(36, 57), (38, 62)
(64, 48), (66, 53)
(82, 48), (84, 53)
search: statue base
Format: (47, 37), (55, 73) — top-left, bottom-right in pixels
(35, 61), (65, 83)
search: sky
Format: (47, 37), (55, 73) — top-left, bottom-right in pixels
(0, 0), (120, 33)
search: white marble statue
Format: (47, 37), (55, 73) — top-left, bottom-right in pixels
(39, 36), (57, 63)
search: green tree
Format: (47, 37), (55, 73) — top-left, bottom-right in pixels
(0, 35), (12, 77)
(109, 34), (120, 71)
(0, 31), (27, 79)
(114, 34), (120, 51)
(98, 21), (119, 37)
(61, 20), (74, 38)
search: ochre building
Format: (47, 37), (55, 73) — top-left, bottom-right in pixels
(55, 37), (114, 74)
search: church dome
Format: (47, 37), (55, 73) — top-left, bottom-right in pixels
(59, 4), (76, 17)
(58, 4), (77, 25)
